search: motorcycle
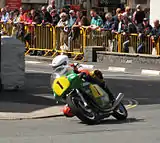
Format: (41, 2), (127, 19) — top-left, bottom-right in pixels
(51, 65), (128, 125)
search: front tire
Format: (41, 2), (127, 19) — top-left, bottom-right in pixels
(66, 92), (99, 125)
(112, 103), (128, 120)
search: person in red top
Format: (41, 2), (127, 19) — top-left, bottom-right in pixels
(25, 12), (33, 24)
(19, 7), (28, 22)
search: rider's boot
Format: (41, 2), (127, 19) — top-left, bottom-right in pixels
(63, 104), (74, 117)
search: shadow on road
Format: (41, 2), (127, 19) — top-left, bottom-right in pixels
(106, 78), (160, 105)
(79, 118), (145, 126)
(99, 118), (145, 125)
(0, 73), (64, 113)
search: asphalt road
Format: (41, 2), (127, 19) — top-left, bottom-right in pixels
(0, 62), (160, 143)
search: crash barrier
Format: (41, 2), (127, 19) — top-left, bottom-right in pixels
(52, 26), (84, 59)
(0, 22), (160, 59)
(24, 24), (56, 56)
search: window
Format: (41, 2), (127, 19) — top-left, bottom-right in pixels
(135, 0), (147, 4)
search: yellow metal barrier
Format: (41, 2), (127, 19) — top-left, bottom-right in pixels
(25, 24), (56, 56)
(52, 26), (84, 60)
(85, 28), (117, 51)
(117, 33), (156, 54)
(1, 22), (160, 57)
(0, 22), (13, 36)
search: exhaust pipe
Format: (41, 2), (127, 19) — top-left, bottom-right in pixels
(102, 93), (124, 113)
(112, 93), (124, 109)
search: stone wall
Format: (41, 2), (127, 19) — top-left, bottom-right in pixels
(97, 51), (160, 65)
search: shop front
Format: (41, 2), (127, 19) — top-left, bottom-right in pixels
(65, 0), (127, 14)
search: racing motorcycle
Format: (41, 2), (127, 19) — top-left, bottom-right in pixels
(51, 62), (128, 125)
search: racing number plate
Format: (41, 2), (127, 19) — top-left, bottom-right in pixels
(52, 76), (70, 96)
(89, 84), (103, 98)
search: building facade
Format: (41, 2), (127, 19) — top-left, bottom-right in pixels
(127, 0), (150, 9)
(0, 0), (5, 8)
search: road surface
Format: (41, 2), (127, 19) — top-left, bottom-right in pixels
(0, 61), (159, 143)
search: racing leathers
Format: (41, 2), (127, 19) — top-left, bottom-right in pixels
(74, 68), (115, 102)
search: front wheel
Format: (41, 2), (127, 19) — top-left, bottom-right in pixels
(66, 91), (99, 125)
(112, 103), (128, 120)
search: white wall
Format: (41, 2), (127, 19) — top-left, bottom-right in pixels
(150, 0), (160, 26)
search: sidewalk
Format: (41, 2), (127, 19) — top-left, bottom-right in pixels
(0, 90), (64, 120)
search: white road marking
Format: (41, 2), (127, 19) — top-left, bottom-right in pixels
(141, 69), (160, 76)
(25, 70), (52, 74)
(108, 67), (126, 72)
(80, 64), (95, 69)
(25, 61), (42, 64)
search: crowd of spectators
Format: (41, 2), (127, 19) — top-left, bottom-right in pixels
(1, 1), (160, 54)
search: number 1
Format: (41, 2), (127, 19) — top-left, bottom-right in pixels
(57, 81), (63, 89)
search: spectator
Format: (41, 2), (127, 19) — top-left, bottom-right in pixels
(69, 11), (82, 40)
(11, 9), (20, 36)
(69, 10), (90, 41)
(50, 9), (60, 26)
(151, 19), (160, 55)
(1, 8), (9, 23)
(133, 4), (145, 26)
(68, 10), (77, 29)
(47, 0), (56, 13)
(151, 19), (160, 42)
(113, 8), (121, 22)
(57, 12), (69, 47)
(137, 18), (153, 53)
(112, 13), (125, 33)
(74, 11), (82, 27)
(122, 16), (137, 53)
(88, 8), (103, 31)
(127, 18), (137, 34)
(102, 12), (114, 31)
(19, 7), (28, 22)
(12, 9), (20, 24)
(8, 11), (14, 23)
(57, 12), (68, 28)
(138, 18), (152, 34)
(41, 6), (52, 24)
(23, 12), (34, 47)
(30, 9), (42, 24)
(80, 10), (90, 26)
(101, 12), (114, 51)
(122, 6), (132, 20)
(25, 12), (33, 24)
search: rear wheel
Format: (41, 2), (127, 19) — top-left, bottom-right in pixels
(66, 91), (99, 125)
(112, 103), (128, 120)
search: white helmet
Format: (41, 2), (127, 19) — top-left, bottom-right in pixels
(51, 55), (69, 74)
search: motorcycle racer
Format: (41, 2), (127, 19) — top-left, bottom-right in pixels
(51, 55), (115, 117)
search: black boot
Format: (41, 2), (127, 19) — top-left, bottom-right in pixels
(103, 83), (115, 103)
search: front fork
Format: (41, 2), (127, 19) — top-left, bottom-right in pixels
(75, 89), (88, 107)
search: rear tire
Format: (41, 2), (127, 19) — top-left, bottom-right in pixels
(66, 92), (99, 125)
(112, 103), (128, 120)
